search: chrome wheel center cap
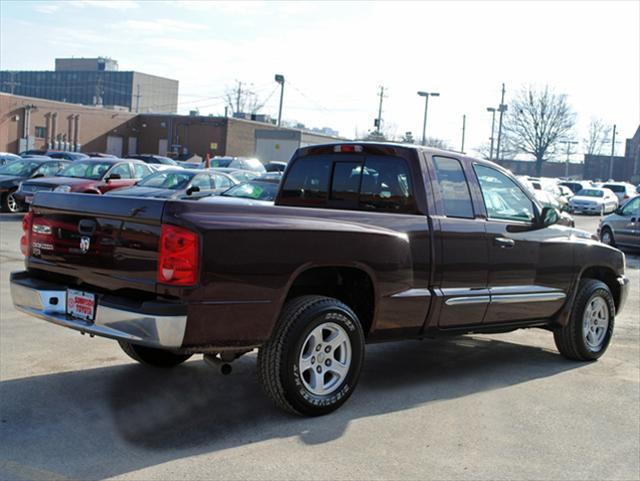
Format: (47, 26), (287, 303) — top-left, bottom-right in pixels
(317, 352), (325, 363)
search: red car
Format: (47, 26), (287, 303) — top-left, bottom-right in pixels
(14, 159), (155, 205)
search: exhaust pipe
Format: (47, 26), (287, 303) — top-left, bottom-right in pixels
(203, 354), (232, 375)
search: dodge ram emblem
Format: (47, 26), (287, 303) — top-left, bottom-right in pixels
(80, 236), (91, 254)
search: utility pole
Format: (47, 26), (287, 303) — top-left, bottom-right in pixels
(236, 81), (242, 114)
(134, 84), (141, 113)
(608, 124), (617, 180)
(3, 72), (20, 94)
(94, 77), (104, 106)
(275, 74), (285, 127)
(375, 86), (386, 136)
(460, 114), (466, 153)
(487, 107), (496, 160)
(495, 83), (507, 160)
(559, 140), (578, 178)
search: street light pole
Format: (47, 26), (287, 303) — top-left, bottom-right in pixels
(495, 83), (507, 160)
(275, 74), (285, 127)
(559, 140), (578, 178)
(417, 91), (440, 146)
(487, 107), (496, 160)
(608, 124), (617, 180)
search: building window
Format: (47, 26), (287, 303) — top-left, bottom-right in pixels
(35, 126), (47, 138)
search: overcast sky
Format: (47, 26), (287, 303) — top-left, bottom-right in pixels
(1, 0), (638, 158)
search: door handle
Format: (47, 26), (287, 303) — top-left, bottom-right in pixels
(494, 237), (515, 248)
(631, 217), (637, 222)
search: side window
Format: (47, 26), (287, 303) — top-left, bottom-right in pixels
(621, 197), (640, 215)
(213, 174), (232, 190)
(359, 156), (414, 213)
(109, 163), (133, 179)
(36, 163), (60, 176)
(192, 174), (213, 190)
(474, 164), (535, 223)
(280, 156), (331, 205)
(432, 156), (474, 218)
(132, 163), (151, 179)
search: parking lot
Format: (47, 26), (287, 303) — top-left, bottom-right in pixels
(0, 213), (638, 481)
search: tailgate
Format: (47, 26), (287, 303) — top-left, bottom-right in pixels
(27, 192), (166, 295)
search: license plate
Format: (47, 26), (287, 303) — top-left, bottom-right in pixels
(66, 289), (96, 322)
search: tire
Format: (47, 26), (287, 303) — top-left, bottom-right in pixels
(258, 295), (365, 416)
(600, 227), (615, 247)
(2, 189), (22, 213)
(554, 279), (615, 361)
(118, 341), (192, 367)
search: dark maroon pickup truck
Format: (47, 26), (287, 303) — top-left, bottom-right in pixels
(11, 143), (630, 416)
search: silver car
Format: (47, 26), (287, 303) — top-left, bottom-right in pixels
(598, 195), (640, 248)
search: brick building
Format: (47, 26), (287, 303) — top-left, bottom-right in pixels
(0, 93), (341, 159)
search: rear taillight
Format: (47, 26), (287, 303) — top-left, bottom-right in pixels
(157, 225), (199, 285)
(623, 194), (629, 200)
(20, 211), (34, 256)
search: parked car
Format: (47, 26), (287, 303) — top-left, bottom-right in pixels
(84, 152), (118, 158)
(0, 158), (70, 212)
(203, 177), (281, 205)
(599, 182), (637, 204)
(12, 142), (630, 416)
(20, 150), (89, 161)
(16, 159), (155, 203)
(209, 156), (266, 174)
(598, 195), (640, 248)
(210, 167), (260, 183)
(130, 154), (181, 171)
(0, 152), (21, 166)
(106, 169), (236, 200)
(559, 180), (589, 195)
(569, 187), (619, 215)
(264, 161), (287, 173)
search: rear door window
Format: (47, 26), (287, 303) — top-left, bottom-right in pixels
(359, 156), (414, 212)
(432, 156), (474, 218)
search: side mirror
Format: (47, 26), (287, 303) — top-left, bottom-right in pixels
(186, 185), (200, 196)
(614, 206), (623, 215)
(538, 206), (559, 228)
(106, 173), (121, 182)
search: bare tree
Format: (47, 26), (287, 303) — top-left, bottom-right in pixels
(473, 139), (519, 160)
(224, 81), (265, 115)
(424, 137), (453, 150)
(583, 118), (612, 155)
(503, 85), (576, 176)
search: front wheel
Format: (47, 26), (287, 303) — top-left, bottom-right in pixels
(118, 341), (192, 367)
(258, 296), (365, 416)
(2, 189), (22, 213)
(554, 279), (615, 361)
(600, 227), (615, 247)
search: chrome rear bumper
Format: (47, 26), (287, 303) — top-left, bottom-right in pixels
(10, 271), (187, 348)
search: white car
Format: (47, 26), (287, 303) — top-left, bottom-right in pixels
(599, 182), (637, 204)
(569, 187), (619, 215)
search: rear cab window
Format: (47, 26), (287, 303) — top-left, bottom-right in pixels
(279, 151), (416, 213)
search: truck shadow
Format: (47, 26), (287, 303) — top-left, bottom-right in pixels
(0, 336), (583, 480)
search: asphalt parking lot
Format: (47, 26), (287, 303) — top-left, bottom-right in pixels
(0, 213), (638, 481)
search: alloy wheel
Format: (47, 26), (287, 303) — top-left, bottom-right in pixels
(582, 295), (609, 351)
(298, 321), (352, 396)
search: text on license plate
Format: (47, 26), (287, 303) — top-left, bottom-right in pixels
(66, 289), (96, 321)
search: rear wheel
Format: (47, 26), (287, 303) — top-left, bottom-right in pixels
(258, 296), (365, 416)
(600, 227), (615, 247)
(118, 341), (192, 367)
(554, 279), (615, 361)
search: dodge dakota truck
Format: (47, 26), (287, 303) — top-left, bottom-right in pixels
(11, 143), (630, 416)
